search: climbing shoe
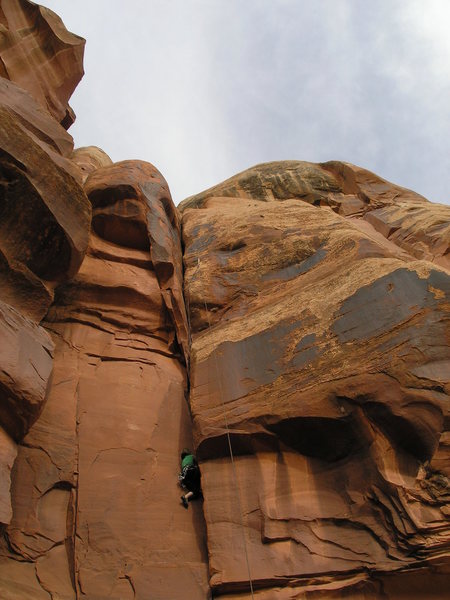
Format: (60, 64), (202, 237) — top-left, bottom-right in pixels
(181, 495), (188, 509)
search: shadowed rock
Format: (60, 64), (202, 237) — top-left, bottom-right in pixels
(0, 56), (90, 530)
(0, 107), (91, 281)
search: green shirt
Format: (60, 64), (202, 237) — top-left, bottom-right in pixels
(181, 454), (195, 469)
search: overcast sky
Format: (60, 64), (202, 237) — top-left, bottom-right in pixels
(43, 1), (449, 206)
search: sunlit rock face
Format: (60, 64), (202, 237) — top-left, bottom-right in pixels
(0, 44), (90, 528)
(181, 162), (450, 598)
(0, 160), (209, 599)
(0, 4), (209, 597)
(0, 0), (85, 128)
(1, 1), (449, 598)
(72, 145), (114, 183)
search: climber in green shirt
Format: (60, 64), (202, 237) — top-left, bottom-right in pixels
(179, 448), (201, 509)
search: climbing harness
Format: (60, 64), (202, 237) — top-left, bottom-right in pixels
(185, 257), (255, 598)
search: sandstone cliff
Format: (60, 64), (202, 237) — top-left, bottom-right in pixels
(0, 2), (449, 599)
(180, 162), (450, 598)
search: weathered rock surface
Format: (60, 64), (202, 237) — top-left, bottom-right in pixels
(0, 425), (17, 525)
(0, 0), (85, 127)
(1, 5), (208, 596)
(0, 32), (90, 532)
(0, 105), (91, 282)
(0, 160), (209, 599)
(181, 162), (450, 597)
(72, 146), (114, 183)
(84, 160), (190, 364)
(181, 160), (450, 270)
(1, 2), (450, 598)
(0, 301), (53, 441)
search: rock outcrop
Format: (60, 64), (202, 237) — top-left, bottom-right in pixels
(0, 2), (449, 599)
(0, 10), (90, 528)
(0, 3), (207, 597)
(0, 159), (208, 599)
(181, 162), (450, 598)
(0, 0), (85, 127)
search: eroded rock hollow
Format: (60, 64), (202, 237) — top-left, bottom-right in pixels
(0, 2), (449, 599)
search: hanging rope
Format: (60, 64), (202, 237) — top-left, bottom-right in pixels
(186, 257), (255, 598)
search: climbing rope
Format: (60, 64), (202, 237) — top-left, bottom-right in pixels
(186, 258), (255, 598)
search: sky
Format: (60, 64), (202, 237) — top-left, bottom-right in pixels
(42, 1), (450, 206)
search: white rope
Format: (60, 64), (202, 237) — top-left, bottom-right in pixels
(186, 257), (254, 597)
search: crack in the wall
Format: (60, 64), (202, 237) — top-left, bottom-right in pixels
(120, 574), (136, 599)
(22, 441), (61, 474)
(34, 563), (53, 599)
(73, 377), (81, 600)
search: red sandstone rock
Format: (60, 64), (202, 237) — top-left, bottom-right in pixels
(0, 0), (85, 127)
(0, 425), (17, 525)
(0, 77), (74, 156)
(181, 160), (450, 269)
(1, 2), (449, 596)
(0, 300), (53, 440)
(0, 160), (210, 599)
(0, 77), (84, 184)
(84, 160), (190, 364)
(72, 145), (113, 183)
(0, 19), (89, 529)
(0, 105), (91, 281)
(181, 163), (450, 598)
(0, 85), (90, 453)
(0, 288), (52, 529)
(0, 106), (89, 505)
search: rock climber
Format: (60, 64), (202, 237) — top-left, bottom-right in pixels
(179, 448), (201, 509)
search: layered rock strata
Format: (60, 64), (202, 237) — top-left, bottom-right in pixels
(0, 2), (208, 597)
(0, 1), (449, 598)
(0, 50), (90, 528)
(0, 159), (209, 599)
(181, 162), (450, 598)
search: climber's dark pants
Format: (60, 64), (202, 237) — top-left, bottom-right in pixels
(181, 465), (201, 498)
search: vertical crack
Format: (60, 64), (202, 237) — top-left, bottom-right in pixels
(71, 377), (81, 599)
(120, 574), (136, 599)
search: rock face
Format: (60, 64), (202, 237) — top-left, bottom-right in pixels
(0, 4), (90, 528)
(181, 162), (450, 598)
(0, 157), (209, 597)
(0, 3), (207, 598)
(0, 2), (450, 599)
(0, 0), (85, 127)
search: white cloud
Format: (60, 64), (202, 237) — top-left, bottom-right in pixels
(41, 1), (449, 205)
